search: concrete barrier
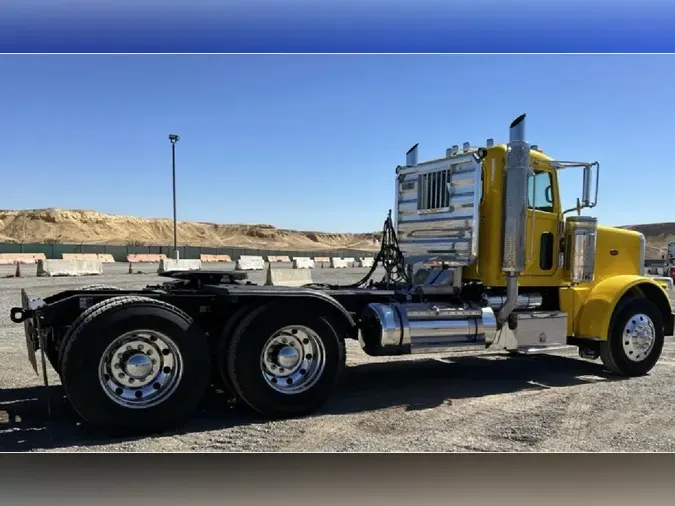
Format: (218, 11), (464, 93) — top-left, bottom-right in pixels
(292, 257), (315, 269)
(0, 253), (47, 265)
(330, 257), (350, 269)
(314, 257), (330, 263)
(265, 267), (313, 287)
(158, 258), (202, 273)
(126, 254), (168, 263)
(236, 255), (265, 270)
(268, 255), (291, 262)
(37, 259), (103, 277)
(62, 253), (115, 263)
(200, 254), (232, 263)
(359, 257), (375, 268)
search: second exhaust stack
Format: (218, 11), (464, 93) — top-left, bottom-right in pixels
(498, 113), (531, 325)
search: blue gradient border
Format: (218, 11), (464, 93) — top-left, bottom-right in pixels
(1, 0), (674, 53)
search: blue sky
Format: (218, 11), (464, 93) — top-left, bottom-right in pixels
(0, 55), (671, 232)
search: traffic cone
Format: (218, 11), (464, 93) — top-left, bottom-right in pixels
(14, 262), (21, 278)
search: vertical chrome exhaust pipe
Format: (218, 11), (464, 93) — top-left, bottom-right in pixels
(406, 143), (419, 167)
(498, 113), (530, 325)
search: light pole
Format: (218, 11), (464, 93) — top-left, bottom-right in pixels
(168, 134), (180, 259)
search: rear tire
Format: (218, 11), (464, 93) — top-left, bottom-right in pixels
(600, 298), (664, 376)
(215, 304), (253, 397)
(226, 302), (346, 418)
(48, 286), (120, 375)
(60, 296), (211, 432)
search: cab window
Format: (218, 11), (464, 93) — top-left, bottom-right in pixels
(528, 170), (554, 213)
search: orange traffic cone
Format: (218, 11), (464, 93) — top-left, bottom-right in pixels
(14, 262), (21, 278)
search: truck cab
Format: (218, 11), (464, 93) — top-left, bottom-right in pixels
(395, 114), (674, 373)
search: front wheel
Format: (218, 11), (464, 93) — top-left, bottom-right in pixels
(226, 302), (346, 418)
(600, 298), (664, 376)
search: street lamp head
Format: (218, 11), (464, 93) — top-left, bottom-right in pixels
(169, 134), (180, 143)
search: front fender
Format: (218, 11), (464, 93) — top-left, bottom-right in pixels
(576, 275), (672, 340)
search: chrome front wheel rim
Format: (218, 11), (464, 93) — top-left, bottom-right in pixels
(98, 330), (183, 409)
(622, 313), (656, 363)
(260, 325), (326, 395)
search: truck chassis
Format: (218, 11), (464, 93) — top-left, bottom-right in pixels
(9, 113), (674, 433)
(10, 253), (673, 433)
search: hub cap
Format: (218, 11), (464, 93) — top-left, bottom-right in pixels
(98, 330), (183, 409)
(622, 313), (656, 362)
(260, 325), (326, 395)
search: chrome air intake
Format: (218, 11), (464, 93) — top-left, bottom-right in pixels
(360, 302), (498, 356)
(564, 215), (598, 283)
(498, 114), (531, 325)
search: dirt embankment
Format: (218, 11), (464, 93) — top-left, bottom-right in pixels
(620, 222), (675, 260)
(0, 209), (672, 258)
(0, 209), (381, 251)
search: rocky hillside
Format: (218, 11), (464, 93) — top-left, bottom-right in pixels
(0, 209), (381, 251)
(620, 222), (675, 260)
(0, 209), (671, 258)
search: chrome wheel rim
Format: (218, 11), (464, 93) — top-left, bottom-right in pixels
(260, 325), (326, 395)
(622, 313), (656, 363)
(98, 330), (183, 409)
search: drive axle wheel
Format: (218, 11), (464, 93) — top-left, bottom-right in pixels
(260, 325), (326, 395)
(226, 302), (345, 418)
(60, 296), (211, 432)
(46, 285), (122, 376)
(98, 330), (183, 409)
(600, 298), (664, 377)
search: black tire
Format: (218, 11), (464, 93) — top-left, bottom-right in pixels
(56, 293), (121, 371)
(215, 304), (253, 397)
(59, 296), (212, 432)
(600, 297), (664, 376)
(226, 301), (346, 418)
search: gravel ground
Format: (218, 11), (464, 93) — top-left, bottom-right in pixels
(1, 263), (675, 452)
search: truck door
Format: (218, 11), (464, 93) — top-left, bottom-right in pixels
(524, 169), (559, 277)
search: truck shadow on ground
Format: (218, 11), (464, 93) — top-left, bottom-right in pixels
(0, 353), (618, 452)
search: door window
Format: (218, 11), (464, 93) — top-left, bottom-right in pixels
(528, 170), (554, 213)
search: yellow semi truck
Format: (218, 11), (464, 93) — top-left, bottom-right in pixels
(11, 113), (674, 432)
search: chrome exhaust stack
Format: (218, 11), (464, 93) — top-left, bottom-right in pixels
(498, 113), (530, 326)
